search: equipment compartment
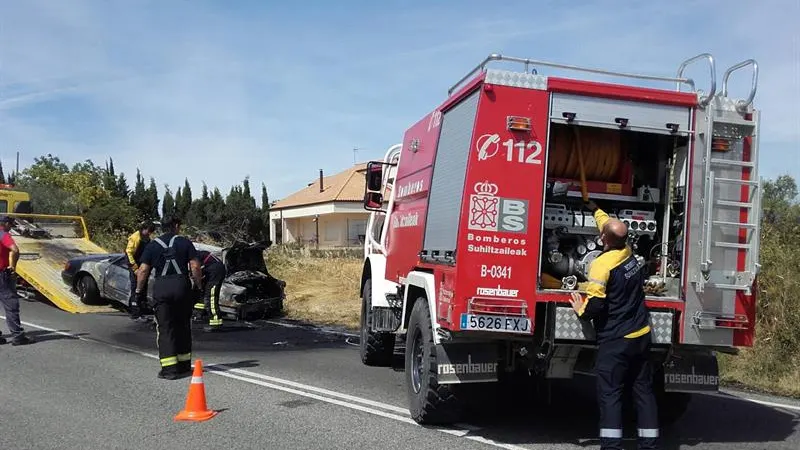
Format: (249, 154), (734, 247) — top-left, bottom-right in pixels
(537, 122), (690, 300)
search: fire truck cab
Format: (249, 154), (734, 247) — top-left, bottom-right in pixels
(359, 53), (761, 425)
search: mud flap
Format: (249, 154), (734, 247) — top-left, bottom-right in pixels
(662, 347), (720, 393)
(435, 342), (499, 385)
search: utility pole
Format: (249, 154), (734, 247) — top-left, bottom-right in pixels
(353, 147), (359, 165)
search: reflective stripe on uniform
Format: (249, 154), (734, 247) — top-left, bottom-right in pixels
(160, 356), (178, 367)
(624, 324), (651, 339)
(194, 303), (205, 310)
(154, 236), (182, 276)
(177, 353), (192, 362)
(600, 428), (623, 438)
(209, 284), (220, 325)
(638, 428), (659, 438)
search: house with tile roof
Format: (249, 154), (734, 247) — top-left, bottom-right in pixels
(268, 162), (373, 248)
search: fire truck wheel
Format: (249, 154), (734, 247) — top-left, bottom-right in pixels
(359, 279), (395, 366)
(656, 391), (691, 427)
(405, 297), (463, 425)
(623, 368), (692, 427)
(653, 369), (692, 427)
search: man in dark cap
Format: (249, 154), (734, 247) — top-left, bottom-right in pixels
(0, 216), (34, 345)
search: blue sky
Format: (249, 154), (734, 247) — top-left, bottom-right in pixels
(1, 0), (797, 205)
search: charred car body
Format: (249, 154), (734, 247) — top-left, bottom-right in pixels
(61, 240), (286, 320)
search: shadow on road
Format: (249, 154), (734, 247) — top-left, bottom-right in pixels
(20, 329), (89, 343)
(452, 377), (799, 449)
(108, 318), (353, 356)
(206, 360), (261, 371)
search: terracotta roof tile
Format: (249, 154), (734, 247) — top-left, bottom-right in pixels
(272, 163), (369, 209)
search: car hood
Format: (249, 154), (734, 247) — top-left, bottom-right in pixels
(68, 253), (121, 265)
(221, 240), (272, 273)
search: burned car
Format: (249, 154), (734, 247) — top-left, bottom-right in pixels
(61, 240), (285, 320)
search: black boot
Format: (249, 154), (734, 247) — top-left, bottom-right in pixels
(158, 366), (180, 380)
(177, 360), (192, 375)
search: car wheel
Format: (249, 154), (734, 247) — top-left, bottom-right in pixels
(76, 274), (105, 305)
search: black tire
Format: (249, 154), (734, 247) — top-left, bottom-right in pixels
(359, 280), (394, 366)
(405, 297), (463, 425)
(653, 369), (692, 427)
(75, 274), (104, 305)
(622, 366), (692, 428)
(657, 391), (692, 426)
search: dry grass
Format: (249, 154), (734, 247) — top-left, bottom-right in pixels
(715, 215), (800, 398)
(267, 250), (363, 330)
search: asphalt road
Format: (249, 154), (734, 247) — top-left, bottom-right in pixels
(2, 299), (799, 450)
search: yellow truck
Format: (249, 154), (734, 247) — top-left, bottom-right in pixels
(1, 185), (114, 313)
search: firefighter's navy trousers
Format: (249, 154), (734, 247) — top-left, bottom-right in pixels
(596, 332), (659, 450)
(152, 274), (193, 373)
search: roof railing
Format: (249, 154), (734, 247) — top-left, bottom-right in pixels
(721, 59), (759, 113)
(448, 53), (720, 108)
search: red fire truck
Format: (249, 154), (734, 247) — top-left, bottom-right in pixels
(359, 53), (761, 425)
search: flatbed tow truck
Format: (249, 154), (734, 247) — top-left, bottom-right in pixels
(1, 185), (113, 313)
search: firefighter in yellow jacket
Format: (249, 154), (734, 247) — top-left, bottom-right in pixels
(126, 222), (156, 319)
(569, 200), (659, 450)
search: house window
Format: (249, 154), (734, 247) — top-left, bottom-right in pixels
(323, 219), (340, 242)
(348, 218), (368, 245)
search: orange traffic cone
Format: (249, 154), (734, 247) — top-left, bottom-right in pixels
(174, 359), (218, 422)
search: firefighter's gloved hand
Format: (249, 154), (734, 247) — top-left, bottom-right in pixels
(583, 199), (599, 212)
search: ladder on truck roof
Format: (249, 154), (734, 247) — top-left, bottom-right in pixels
(697, 59), (762, 297)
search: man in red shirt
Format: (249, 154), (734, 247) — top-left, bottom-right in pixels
(0, 216), (34, 346)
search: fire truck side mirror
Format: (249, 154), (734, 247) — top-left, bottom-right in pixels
(364, 162), (385, 211)
(364, 192), (384, 211)
(366, 162), (383, 191)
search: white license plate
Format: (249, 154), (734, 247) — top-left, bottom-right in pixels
(460, 313), (531, 334)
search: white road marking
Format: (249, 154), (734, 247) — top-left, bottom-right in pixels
(211, 363), (410, 415)
(8, 317), (524, 450)
(733, 396), (800, 412)
(260, 319), (359, 338)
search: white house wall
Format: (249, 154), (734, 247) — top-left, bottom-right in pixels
(269, 202), (366, 220)
(269, 203), (369, 247)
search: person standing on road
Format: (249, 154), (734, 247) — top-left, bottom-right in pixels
(568, 199), (659, 450)
(0, 216), (34, 346)
(193, 249), (226, 332)
(136, 216), (203, 380)
(126, 221), (156, 320)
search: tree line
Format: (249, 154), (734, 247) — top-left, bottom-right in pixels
(4, 154), (271, 245)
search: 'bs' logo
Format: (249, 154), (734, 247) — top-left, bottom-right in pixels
(467, 181), (528, 233)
